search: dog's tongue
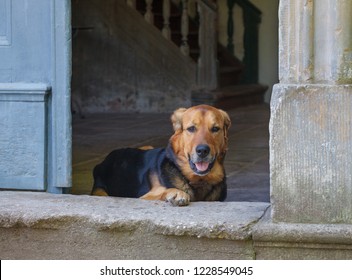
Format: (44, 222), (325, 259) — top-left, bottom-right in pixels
(195, 162), (209, 172)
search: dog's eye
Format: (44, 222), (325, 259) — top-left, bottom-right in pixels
(211, 126), (220, 133)
(187, 126), (196, 133)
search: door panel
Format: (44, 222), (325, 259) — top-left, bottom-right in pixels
(0, 84), (49, 190)
(0, 0), (71, 192)
(0, 0), (11, 46)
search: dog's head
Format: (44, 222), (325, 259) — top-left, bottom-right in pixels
(169, 105), (231, 183)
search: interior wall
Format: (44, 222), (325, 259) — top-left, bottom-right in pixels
(251, 0), (279, 103)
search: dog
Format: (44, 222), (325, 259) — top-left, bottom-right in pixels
(91, 105), (231, 206)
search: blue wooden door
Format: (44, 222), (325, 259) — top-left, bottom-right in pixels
(0, 0), (71, 193)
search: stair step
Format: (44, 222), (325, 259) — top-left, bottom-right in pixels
(192, 84), (268, 109)
(216, 84), (267, 97)
(219, 66), (243, 87)
(215, 84), (268, 109)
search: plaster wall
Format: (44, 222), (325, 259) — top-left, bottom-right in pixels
(251, 0), (279, 103)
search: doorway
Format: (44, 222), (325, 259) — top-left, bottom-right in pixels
(70, 0), (273, 202)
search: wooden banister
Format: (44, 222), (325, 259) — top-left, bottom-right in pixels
(144, 0), (154, 24)
(126, 0), (136, 8)
(180, 0), (190, 56)
(162, 0), (171, 39)
(125, 0), (261, 89)
(196, 0), (218, 90)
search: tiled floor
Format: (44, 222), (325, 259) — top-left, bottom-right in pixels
(72, 105), (270, 202)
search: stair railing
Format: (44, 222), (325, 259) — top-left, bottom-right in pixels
(162, 0), (171, 40)
(196, 0), (218, 90)
(144, 0), (154, 24)
(126, 0), (136, 8)
(125, 0), (218, 91)
(180, 0), (190, 56)
(126, 0), (261, 87)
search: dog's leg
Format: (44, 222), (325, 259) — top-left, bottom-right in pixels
(161, 188), (191, 206)
(140, 172), (167, 200)
(138, 145), (154, 150)
(141, 172), (191, 206)
(91, 164), (109, 196)
(91, 188), (109, 196)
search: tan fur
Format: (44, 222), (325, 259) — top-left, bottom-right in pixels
(140, 172), (167, 200)
(161, 188), (191, 206)
(141, 173), (191, 206)
(91, 188), (109, 196)
(138, 145), (154, 150)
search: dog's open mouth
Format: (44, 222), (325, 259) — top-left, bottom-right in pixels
(189, 159), (215, 176)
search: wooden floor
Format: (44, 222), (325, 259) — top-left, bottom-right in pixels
(72, 105), (270, 202)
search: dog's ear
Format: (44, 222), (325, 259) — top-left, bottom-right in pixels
(219, 109), (231, 131)
(171, 108), (187, 132)
(219, 109), (231, 144)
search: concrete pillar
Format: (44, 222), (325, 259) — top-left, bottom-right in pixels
(270, 0), (352, 223)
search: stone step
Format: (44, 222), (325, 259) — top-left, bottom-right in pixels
(219, 66), (244, 87)
(215, 84), (268, 109)
(192, 84), (268, 109)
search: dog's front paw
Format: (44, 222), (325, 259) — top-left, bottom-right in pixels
(164, 189), (190, 206)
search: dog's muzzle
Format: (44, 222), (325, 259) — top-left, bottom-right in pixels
(189, 144), (215, 176)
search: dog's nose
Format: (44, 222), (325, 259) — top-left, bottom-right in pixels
(196, 145), (210, 159)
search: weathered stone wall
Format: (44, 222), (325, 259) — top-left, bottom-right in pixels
(270, 0), (352, 224)
(71, 0), (196, 113)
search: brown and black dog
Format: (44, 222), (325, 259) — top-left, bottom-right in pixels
(91, 105), (231, 206)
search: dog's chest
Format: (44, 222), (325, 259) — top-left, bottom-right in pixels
(188, 180), (213, 199)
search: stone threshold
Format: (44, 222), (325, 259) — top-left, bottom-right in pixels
(0, 191), (269, 259)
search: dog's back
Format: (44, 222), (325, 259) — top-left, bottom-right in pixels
(92, 148), (165, 197)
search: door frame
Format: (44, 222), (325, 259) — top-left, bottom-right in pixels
(47, 0), (72, 193)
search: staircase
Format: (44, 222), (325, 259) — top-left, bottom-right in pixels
(127, 0), (267, 109)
